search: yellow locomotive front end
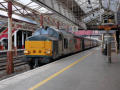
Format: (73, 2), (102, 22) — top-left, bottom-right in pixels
(24, 27), (59, 69)
(24, 41), (52, 56)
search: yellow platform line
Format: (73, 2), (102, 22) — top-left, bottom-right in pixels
(29, 51), (94, 90)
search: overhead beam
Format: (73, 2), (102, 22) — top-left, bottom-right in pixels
(5, 0), (40, 15)
(57, 0), (85, 20)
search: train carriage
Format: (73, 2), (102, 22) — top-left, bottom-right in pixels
(60, 30), (75, 55)
(24, 26), (98, 69)
(74, 36), (83, 52)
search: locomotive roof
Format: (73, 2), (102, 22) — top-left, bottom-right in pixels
(27, 35), (58, 41)
(59, 29), (74, 38)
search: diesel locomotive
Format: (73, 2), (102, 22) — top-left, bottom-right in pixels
(24, 26), (98, 69)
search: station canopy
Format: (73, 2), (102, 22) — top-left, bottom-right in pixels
(0, 0), (120, 25)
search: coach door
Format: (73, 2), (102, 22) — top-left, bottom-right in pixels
(59, 33), (64, 56)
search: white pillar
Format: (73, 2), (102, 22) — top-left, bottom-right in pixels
(22, 31), (24, 49)
(1, 40), (4, 50)
(8, 18), (12, 51)
(14, 31), (17, 48)
(14, 31), (17, 56)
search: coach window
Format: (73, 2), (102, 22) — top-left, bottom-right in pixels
(64, 39), (68, 49)
(74, 39), (77, 44)
(59, 34), (63, 40)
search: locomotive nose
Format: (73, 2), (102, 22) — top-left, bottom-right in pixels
(24, 35), (52, 56)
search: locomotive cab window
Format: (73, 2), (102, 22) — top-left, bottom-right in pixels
(33, 28), (59, 38)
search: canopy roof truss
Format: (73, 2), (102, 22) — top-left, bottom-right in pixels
(75, 0), (120, 23)
(0, 0), (120, 29)
(0, 0), (48, 21)
(0, 0), (85, 28)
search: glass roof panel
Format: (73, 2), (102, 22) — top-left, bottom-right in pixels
(75, 0), (120, 14)
(75, 0), (120, 23)
(0, 2), (7, 7)
(16, 0), (52, 14)
(83, 9), (104, 23)
(75, 0), (100, 13)
(102, 0), (120, 12)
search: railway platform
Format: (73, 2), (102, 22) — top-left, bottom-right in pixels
(0, 47), (120, 90)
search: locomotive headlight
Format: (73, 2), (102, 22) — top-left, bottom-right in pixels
(46, 50), (51, 54)
(24, 50), (29, 54)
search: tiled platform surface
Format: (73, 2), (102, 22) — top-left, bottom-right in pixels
(0, 47), (120, 90)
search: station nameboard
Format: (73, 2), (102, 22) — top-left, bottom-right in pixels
(98, 25), (118, 30)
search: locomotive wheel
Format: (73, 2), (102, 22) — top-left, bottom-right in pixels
(28, 59), (34, 69)
(52, 51), (58, 60)
(41, 58), (50, 64)
(29, 58), (40, 69)
(33, 59), (39, 68)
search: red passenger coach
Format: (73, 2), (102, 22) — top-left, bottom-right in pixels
(74, 36), (82, 52)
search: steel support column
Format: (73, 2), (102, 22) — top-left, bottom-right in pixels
(26, 31), (28, 39)
(101, 34), (104, 53)
(56, 21), (59, 29)
(40, 15), (43, 27)
(7, 0), (14, 74)
(107, 41), (111, 63)
(116, 30), (119, 50)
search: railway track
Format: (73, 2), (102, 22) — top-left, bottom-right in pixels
(0, 49), (24, 58)
(0, 49), (30, 79)
(0, 55), (27, 71)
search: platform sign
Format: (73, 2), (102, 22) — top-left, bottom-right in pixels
(104, 27), (111, 30)
(98, 25), (118, 30)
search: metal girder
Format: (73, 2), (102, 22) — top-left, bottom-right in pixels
(81, 7), (101, 20)
(0, 0), (41, 24)
(5, 0), (41, 15)
(85, 16), (101, 24)
(0, 7), (37, 22)
(32, 0), (80, 26)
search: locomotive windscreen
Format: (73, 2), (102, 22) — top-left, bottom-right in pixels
(33, 27), (59, 38)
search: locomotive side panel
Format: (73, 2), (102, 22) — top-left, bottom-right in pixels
(68, 38), (76, 53)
